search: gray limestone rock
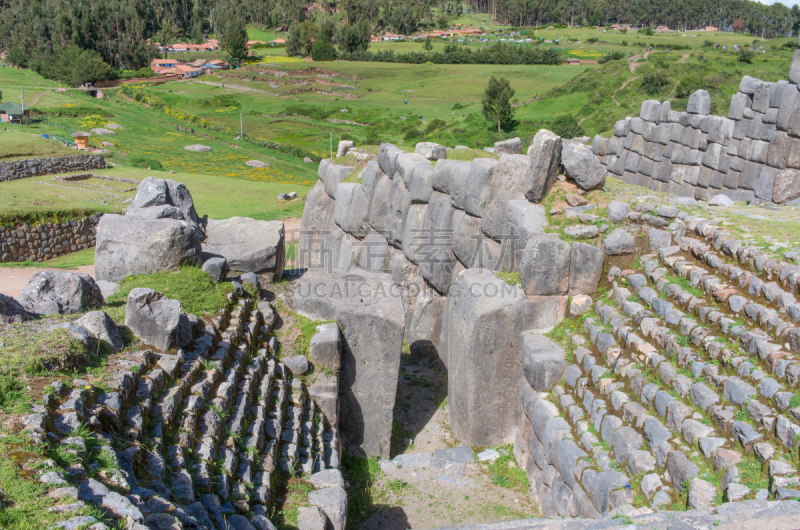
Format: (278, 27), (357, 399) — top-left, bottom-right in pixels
(297, 506), (327, 530)
(481, 154), (530, 240)
(519, 234), (571, 296)
(415, 142), (447, 160)
(444, 269), (565, 446)
(95, 214), (203, 282)
(75, 311), (124, 352)
(688, 478), (716, 509)
(308, 486), (347, 530)
(773, 169), (800, 204)
(648, 228), (672, 252)
(688, 90), (712, 115)
(202, 217), (284, 281)
(561, 141), (606, 191)
(494, 137), (522, 155)
(525, 129), (562, 203)
(0, 293), (29, 325)
(602, 229), (636, 255)
(309, 323), (342, 372)
(607, 201), (630, 223)
(522, 334), (566, 392)
(125, 288), (191, 352)
(202, 257), (227, 283)
(286, 268), (404, 458)
(451, 158), (497, 217)
(407, 289), (445, 365)
(283, 355), (310, 375)
(19, 271), (103, 315)
(569, 243), (604, 295)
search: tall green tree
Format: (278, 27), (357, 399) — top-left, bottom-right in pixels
(482, 76), (515, 133)
(337, 19), (371, 54)
(155, 24), (181, 59)
(224, 18), (249, 65)
(287, 20), (318, 56)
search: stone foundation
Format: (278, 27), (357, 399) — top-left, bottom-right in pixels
(0, 214), (102, 262)
(0, 154), (107, 182)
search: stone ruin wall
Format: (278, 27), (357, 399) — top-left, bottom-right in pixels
(592, 54), (800, 204)
(0, 153), (107, 182)
(294, 140), (614, 463)
(0, 213), (102, 263)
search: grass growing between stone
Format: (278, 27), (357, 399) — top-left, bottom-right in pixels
(485, 445), (528, 494)
(270, 476), (314, 530)
(0, 326), (94, 378)
(0, 432), (117, 529)
(104, 266), (234, 323)
(341, 454), (384, 528)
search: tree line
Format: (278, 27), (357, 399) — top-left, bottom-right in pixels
(466, 0), (800, 39)
(1, 0), (798, 87)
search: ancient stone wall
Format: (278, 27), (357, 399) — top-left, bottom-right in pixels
(592, 65), (800, 203)
(296, 140), (615, 453)
(0, 154), (107, 182)
(0, 213), (102, 263)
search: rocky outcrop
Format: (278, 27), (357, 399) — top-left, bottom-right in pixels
(124, 288), (192, 352)
(94, 215), (203, 282)
(18, 271), (104, 315)
(0, 293), (29, 324)
(202, 218), (285, 281)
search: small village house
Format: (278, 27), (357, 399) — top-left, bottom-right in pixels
(0, 102), (30, 124)
(71, 131), (91, 149)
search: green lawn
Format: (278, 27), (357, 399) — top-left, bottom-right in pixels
(0, 163), (309, 222)
(0, 131), (78, 162)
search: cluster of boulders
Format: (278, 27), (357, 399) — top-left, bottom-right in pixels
(95, 176), (285, 286)
(0, 154), (106, 183)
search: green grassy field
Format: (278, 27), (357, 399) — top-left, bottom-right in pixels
(0, 159), (309, 221)
(0, 131), (77, 162)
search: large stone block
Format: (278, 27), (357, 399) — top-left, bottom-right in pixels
(298, 181), (336, 270)
(525, 129), (562, 203)
(419, 192), (457, 293)
(688, 90), (712, 115)
(402, 204), (429, 265)
(377, 143), (403, 177)
(452, 210), (483, 268)
(451, 158), (497, 217)
(19, 271), (103, 315)
(495, 137), (522, 155)
(287, 268), (404, 458)
(128, 177), (201, 227)
(385, 176), (411, 246)
(369, 174), (393, 235)
(790, 50), (800, 85)
(407, 288), (445, 365)
(481, 154), (530, 241)
(561, 141), (606, 191)
(415, 142), (447, 160)
(95, 215), (203, 282)
(408, 164), (435, 204)
(444, 269), (566, 446)
(569, 243), (604, 295)
(431, 159), (470, 195)
(309, 323), (342, 372)
(324, 164), (355, 199)
(523, 334), (566, 391)
(125, 288), (191, 352)
(396, 153), (430, 187)
(203, 217), (285, 281)
(519, 234), (571, 296)
(504, 200), (547, 270)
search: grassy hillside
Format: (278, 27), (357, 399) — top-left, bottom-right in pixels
(0, 132), (78, 162)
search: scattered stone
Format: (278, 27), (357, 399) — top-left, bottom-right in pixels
(709, 194), (735, 207)
(565, 193), (587, 207)
(477, 449), (500, 462)
(202, 257), (228, 283)
(415, 142), (447, 160)
(433, 446), (474, 463)
(184, 145), (212, 152)
(336, 140), (354, 158)
(90, 128), (115, 136)
(561, 141), (605, 191)
(607, 201), (630, 223)
(308, 487), (347, 530)
(603, 229), (636, 255)
(245, 160), (270, 169)
(74, 311), (124, 352)
(282, 355), (310, 375)
(688, 478), (716, 509)
(0, 293), (29, 324)
(125, 288), (191, 352)
(18, 271), (103, 315)
(570, 294), (592, 316)
(564, 224), (599, 239)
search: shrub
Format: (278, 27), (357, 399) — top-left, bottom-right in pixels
(703, 40), (714, 47)
(403, 128), (423, 141)
(586, 37), (598, 43)
(639, 27), (654, 36)
(451, 102), (465, 110)
(621, 40), (628, 46)
(675, 74), (703, 98)
(739, 49), (754, 63)
(641, 70), (669, 95)
(598, 51), (626, 64)
(130, 156), (164, 170)
(549, 115), (584, 139)
(425, 118), (446, 134)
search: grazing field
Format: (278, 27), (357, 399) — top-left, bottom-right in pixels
(0, 131), (78, 162)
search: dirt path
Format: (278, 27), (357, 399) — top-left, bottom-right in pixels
(612, 77), (637, 106)
(628, 49), (650, 73)
(679, 53), (690, 63)
(354, 354), (538, 529)
(0, 265), (95, 299)
(26, 90), (50, 107)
